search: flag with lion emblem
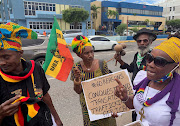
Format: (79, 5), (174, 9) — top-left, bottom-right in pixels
(43, 16), (74, 81)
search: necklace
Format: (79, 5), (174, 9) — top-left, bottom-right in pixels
(82, 60), (96, 71)
(138, 82), (167, 121)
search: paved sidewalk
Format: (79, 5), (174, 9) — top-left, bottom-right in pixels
(116, 111), (132, 126)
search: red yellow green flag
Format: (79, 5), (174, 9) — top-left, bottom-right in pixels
(43, 16), (74, 81)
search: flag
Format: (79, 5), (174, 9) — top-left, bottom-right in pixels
(13, 97), (40, 126)
(43, 16), (74, 81)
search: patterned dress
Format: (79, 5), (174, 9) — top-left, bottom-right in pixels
(71, 60), (116, 126)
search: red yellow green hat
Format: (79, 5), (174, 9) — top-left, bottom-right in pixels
(71, 35), (92, 55)
(0, 22), (37, 51)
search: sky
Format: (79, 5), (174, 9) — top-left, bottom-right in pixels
(97, 0), (166, 5)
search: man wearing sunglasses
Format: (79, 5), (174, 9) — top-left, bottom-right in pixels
(114, 28), (157, 82)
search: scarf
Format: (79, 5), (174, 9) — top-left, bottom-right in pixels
(0, 60), (42, 126)
(134, 73), (180, 126)
(13, 96), (40, 126)
(136, 52), (144, 68)
(0, 60), (35, 82)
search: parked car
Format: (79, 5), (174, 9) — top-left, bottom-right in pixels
(22, 36), (48, 66)
(48, 29), (83, 38)
(37, 33), (46, 37)
(63, 29), (83, 38)
(123, 29), (135, 36)
(87, 36), (118, 51)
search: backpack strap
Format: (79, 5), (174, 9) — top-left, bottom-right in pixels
(99, 60), (104, 74)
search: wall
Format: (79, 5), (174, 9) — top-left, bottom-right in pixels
(106, 34), (168, 41)
(65, 34), (168, 45)
(91, 1), (102, 30)
(156, 0), (180, 20)
(119, 15), (166, 30)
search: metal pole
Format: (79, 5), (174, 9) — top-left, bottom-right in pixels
(87, 21), (88, 36)
(127, 16), (128, 36)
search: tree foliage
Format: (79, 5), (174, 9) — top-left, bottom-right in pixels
(106, 10), (118, 19)
(145, 19), (150, 25)
(91, 4), (100, 19)
(150, 21), (155, 26)
(106, 10), (119, 34)
(166, 19), (180, 30)
(115, 23), (127, 36)
(131, 27), (138, 33)
(62, 8), (89, 29)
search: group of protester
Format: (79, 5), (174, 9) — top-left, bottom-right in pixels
(71, 28), (180, 126)
(0, 22), (180, 126)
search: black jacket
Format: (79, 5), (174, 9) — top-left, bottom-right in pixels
(120, 52), (147, 83)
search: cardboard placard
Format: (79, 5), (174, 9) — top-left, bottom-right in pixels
(81, 69), (134, 121)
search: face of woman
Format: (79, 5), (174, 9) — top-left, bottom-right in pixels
(0, 50), (23, 73)
(80, 46), (94, 63)
(146, 49), (177, 81)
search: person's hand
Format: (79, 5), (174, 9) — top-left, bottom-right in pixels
(114, 53), (121, 63)
(111, 112), (118, 118)
(74, 66), (81, 83)
(114, 78), (128, 101)
(0, 95), (21, 119)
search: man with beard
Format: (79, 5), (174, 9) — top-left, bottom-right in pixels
(114, 28), (157, 82)
(114, 28), (156, 122)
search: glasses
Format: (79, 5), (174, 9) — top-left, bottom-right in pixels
(146, 53), (175, 67)
(137, 39), (149, 43)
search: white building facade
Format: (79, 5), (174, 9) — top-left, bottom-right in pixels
(155, 0), (180, 20)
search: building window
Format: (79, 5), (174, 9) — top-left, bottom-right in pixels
(117, 8), (121, 13)
(120, 8), (161, 16)
(10, 8), (13, 14)
(172, 16), (174, 19)
(70, 24), (74, 29)
(70, 23), (82, 29)
(24, 1), (36, 16)
(24, 1), (56, 16)
(86, 21), (91, 29)
(170, 7), (172, 11)
(173, 6), (175, 11)
(70, 5), (83, 8)
(102, 7), (108, 13)
(121, 8), (128, 13)
(169, 16), (171, 20)
(29, 22), (53, 29)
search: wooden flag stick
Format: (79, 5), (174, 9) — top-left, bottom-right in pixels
(74, 63), (85, 78)
(106, 57), (115, 63)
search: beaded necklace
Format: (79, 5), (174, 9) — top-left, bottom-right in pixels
(138, 82), (167, 121)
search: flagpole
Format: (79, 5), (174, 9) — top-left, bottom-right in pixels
(74, 63), (85, 78)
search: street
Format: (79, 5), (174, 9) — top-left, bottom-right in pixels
(47, 39), (165, 126)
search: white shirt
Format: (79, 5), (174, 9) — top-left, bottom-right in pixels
(133, 70), (147, 86)
(133, 86), (180, 126)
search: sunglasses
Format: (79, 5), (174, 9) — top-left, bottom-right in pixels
(146, 53), (175, 67)
(137, 39), (149, 43)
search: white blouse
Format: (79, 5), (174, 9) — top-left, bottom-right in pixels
(133, 86), (180, 126)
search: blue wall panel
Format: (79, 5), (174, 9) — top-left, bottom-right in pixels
(119, 2), (163, 12)
(120, 13), (162, 17)
(102, 1), (120, 8)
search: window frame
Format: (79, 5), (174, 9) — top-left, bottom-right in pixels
(29, 21), (53, 30)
